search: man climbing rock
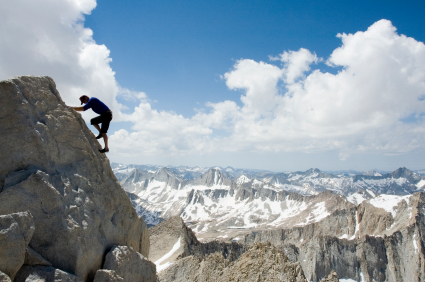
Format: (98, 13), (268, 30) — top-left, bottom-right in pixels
(70, 95), (112, 153)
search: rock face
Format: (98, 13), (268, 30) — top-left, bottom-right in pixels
(93, 270), (124, 282)
(0, 76), (150, 281)
(25, 245), (52, 266)
(139, 216), (151, 257)
(0, 211), (34, 280)
(319, 270), (339, 282)
(103, 246), (156, 282)
(220, 242), (307, 282)
(14, 265), (83, 282)
(159, 242), (307, 282)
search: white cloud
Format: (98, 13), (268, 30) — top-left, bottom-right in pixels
(224, 59), (283, 117)
(112, 19), (425, 160)
(271, 48), (319, 83)
(1, 5), (424, 163)
(0, 0), (129, 121)
(117, 87), (148, 103)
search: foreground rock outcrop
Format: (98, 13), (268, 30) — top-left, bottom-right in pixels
(93, 270), (124, 282)
(14, 265), (82, 282)
(0, 211), (34, 280)
(150, 217), (307, 281)
(102, 245), (156, 282)
(159, 242), (307, 282)
(149, 216), (246, 271)
(0, 76), (153, 281)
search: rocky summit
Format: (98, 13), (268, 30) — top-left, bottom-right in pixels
(151, 217), (307, 282)
(0, 76), (155, 281)
(160, 242), (307, 282)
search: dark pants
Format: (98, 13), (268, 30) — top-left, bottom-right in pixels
(90, 110), (113, 133)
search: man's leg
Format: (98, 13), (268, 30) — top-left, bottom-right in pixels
(93, 124), (104, 139)
(93, 124), (102, 139)
(102, 133), (109, 150)
(98, 113), (112, 153)
(93, 124), (101, 132)
(91, 116), (103, 139)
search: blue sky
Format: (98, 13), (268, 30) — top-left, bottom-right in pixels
(86, 0), (425, 116)
(1, 0), (425, 171)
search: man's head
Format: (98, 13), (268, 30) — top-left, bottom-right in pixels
(79, 95), (90, 105)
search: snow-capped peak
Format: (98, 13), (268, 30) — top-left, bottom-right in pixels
(237, 175), (251, 185)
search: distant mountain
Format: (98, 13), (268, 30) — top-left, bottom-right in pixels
(111, 162), (273, 181)
(112, 162), (425, 282)
(115, 164), (425, 241)
(114, 163), (425, 198)
(361, 170), (384, 176)
(111, 162), (162, 181)
(120, 167), (352, 240)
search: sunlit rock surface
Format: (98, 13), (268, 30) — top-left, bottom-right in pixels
(0, 76), (150, 281)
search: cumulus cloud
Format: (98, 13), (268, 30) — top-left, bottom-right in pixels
(113, 19), (425, 160)
(270, 48), (319, 83)
(1, 5), (423, 162)
(0, 0), (128, 120)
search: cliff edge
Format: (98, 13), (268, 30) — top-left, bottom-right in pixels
(0, 76), (152, 281)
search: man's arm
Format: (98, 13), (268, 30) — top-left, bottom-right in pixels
(70, 106), (85, 111)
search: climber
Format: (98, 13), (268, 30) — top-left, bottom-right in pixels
(69, 95), (112, 153)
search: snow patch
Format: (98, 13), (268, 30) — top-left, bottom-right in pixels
(252, 179), (263, 185)
(416, 179), (425, 188)
(349, 211), (359, 240)
(366, 189), (376, 197)
(295, 202), (330, 226)
(368, 195), (410, 217)
(155, 237), (181, 272)
(413, 233), (419, 254)
(347, 193), (367, 205)
(360, 271), (365, 282)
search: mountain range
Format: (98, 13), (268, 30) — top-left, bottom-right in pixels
(112, 162), (425, 281)
(113, 163), (425, 234)
(113, 163), (425, 198)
